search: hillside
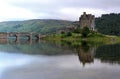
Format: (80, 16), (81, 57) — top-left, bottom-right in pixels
(95, 13), (120, 36)
(0, 19), (73, 34)
(0, 13), (120, 35)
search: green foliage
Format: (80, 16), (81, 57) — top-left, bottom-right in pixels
(88, 32), (104, 37)
(60, 34), (66, 38)
(73, 29), (81, 33)
(66, 32), (72, 36)
(61, 31), (65, 34)
(81, 27), (90, 37)
(96, 13), (120, 36)
(60, 32), (72, 38)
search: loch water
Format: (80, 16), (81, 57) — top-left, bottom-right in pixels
(0, 39), (120, 79)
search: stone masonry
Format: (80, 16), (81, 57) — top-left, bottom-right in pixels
(79, 12), (95, 30)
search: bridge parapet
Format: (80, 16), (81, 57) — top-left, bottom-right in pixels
(0, 32), (41, 40)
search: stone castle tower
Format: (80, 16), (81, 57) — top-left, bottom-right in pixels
(79, 12), (95, 30)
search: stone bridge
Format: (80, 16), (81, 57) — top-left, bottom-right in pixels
(0, 32), (41, 40)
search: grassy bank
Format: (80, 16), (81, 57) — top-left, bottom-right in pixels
(42, 32), (120, 45)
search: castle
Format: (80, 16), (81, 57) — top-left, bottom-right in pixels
(79, 12), (95, 30)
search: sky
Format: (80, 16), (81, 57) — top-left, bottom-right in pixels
(0, 0), (120, 22)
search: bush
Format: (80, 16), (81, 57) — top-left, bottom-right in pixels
(61, 31), (65, 34)
(73, 29), (81, 33)
(66, 32), (72, 36)
(81, 27), (90, 37)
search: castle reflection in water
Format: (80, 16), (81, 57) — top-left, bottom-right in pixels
(58, 40), (120, 66)
(76, 47), (95, 66)
(73, 41), (96, 66)
(75, 44), (120, 66)
(0, 39), (120, 66)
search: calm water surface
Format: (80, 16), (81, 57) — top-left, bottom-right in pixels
(0, 40), (120, 79)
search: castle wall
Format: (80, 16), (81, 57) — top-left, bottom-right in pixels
(79, 12), (95, 30)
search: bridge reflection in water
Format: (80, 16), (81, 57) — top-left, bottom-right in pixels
(0, 32), (41, 44)
(0, 38), (40, 44)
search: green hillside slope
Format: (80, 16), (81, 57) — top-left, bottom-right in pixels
(0, 19), (73, 34)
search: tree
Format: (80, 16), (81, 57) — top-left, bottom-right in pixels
(81, 27), (90, 37)
(95, 13), (120, 36)
(66, 32), (72, 36)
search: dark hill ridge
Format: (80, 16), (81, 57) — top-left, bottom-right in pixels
(0, 19), (73, 34)
(95, 13), (120, 36)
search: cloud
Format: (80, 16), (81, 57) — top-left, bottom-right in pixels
(0, 0), (38, 21)
(58, 7), (107, 20)
(0, 0), (120, 21)
(8, 0), (120, 10)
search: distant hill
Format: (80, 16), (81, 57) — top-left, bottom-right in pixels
(0, 19), (73, 34)
(0, 13), (120, 36)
